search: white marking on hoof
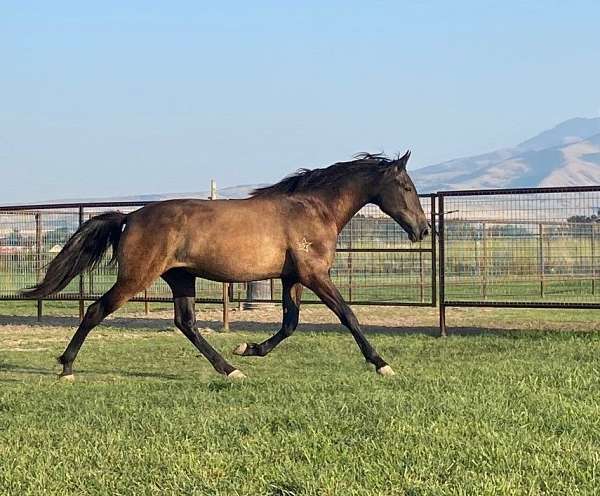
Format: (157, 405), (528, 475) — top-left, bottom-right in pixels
(376, 365), (395, 377)
(233, 343), (248, 356)
(227, 369), (247, 380)
(59, 374), (75, 382)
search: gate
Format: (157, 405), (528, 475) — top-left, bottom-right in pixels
(437, 186), (600, 335)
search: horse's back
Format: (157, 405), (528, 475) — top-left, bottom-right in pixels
(119, 198), (295, 281)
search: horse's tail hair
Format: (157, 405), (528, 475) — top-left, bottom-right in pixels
(21, 211), (127, 299)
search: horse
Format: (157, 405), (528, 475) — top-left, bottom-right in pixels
(23, 151), (429, 380)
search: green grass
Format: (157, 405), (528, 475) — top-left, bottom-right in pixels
(1, 324), (599, 495)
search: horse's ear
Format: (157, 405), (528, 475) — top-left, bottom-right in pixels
(393, 150), (411, 171)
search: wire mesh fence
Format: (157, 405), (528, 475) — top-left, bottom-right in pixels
(4, 185), (599, 332)
(0, 195), (436, 316)
(439, 187), (600, 305)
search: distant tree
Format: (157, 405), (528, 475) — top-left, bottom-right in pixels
(567, 208), (600, 224)
(43, 227), (71, 246)
(4, 228), (24, 246)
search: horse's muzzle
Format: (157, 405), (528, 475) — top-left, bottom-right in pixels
(410, 223), (430, 242)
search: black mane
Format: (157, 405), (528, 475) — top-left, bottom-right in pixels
(251, 153), (392, 198)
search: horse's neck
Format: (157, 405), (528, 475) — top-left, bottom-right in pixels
(321, 182), (373, 233)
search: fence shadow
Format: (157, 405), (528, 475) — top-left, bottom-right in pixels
(0, 313), (577, 338)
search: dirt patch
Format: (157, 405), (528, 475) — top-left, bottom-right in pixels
(0, 304), (598, 353)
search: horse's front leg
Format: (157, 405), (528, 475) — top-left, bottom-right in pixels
(234, 278), (302, 357)
(305, 272), (394, 376)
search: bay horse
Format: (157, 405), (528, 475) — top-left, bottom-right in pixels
(23, 151), (429, 380)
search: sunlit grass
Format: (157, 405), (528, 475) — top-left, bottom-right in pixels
(1, 324), (599, 495)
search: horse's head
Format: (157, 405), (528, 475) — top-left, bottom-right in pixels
(373, 151), (429, 242)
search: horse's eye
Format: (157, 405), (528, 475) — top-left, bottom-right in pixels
(404, 186), (412, 192)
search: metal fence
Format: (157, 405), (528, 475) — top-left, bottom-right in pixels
(0, 195), (437, 322)
(438, 186), (600, 335)
(3, 186), (600, 334)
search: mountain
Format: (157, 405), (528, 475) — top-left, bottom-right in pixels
(45, 184), (264, 203)
(27, 117), (600, 205)
(411, 117), (600, 192)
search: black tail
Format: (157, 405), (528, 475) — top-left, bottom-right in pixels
(22, 211), (127, 299)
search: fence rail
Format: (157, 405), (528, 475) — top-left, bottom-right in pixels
(0, 195), (437, 320)
(437, 185), (600, 335)
(2, 185), (600, 334)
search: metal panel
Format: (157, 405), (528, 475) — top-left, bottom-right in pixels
(0, 195), (436, 312)
(438, 186), (600, 335)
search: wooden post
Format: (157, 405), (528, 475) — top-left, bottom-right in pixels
(144, 289), (149, 315)
(538, 223), (544, 298)
(222, 282), (230, 331)
(208, 179), (230, 329)
(210, 180), (217, 201)
(78, 206), (85, 321)
(35, 213), (43, 321)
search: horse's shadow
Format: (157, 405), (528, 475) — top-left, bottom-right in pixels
(0, 361), (181, 382)
(0, 313), (558, 338)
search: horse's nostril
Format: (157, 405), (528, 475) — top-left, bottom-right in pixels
(421, 227), (430, 238)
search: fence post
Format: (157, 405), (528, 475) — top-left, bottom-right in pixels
(481, 222), (487, 299)
(144, 290), (149, 315)
(222, 282), (230, 331)
(208, 180), (230, 330)
(35, 212), (43, 321)
(430, 194), (437, 308)
(538, 223), (544, 298)
(348, 219), (353, 302)
(438, 194), (447, 337)
(419, 245), (424, 303)
(78, 206), (85, 321)
(592, 224), (596, 296)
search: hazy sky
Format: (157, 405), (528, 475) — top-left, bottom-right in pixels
(2, 1), (599, 203)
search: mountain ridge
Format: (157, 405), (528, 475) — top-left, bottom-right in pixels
(411, 117), (600, 192)
(18, 116), (600, 204)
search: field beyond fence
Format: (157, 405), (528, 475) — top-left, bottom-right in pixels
(2, 186), (600, 333)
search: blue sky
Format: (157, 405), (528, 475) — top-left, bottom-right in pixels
(1, 1), (599, 202)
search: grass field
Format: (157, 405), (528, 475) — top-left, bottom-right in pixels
(1, 304), (599, 495)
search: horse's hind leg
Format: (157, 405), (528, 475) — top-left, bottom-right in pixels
(162, 268), (244, 379)
(234, 278), (302, 357)
(58, 277), (147, 380)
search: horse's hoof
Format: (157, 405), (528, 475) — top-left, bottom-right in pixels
(58, 373), (75, 382)
(233, 343), (248, 356)
(227, 369), (247, 380)
(376, 365), (395, 377)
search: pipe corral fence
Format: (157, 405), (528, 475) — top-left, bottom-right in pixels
(1, 186), (599, 334)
